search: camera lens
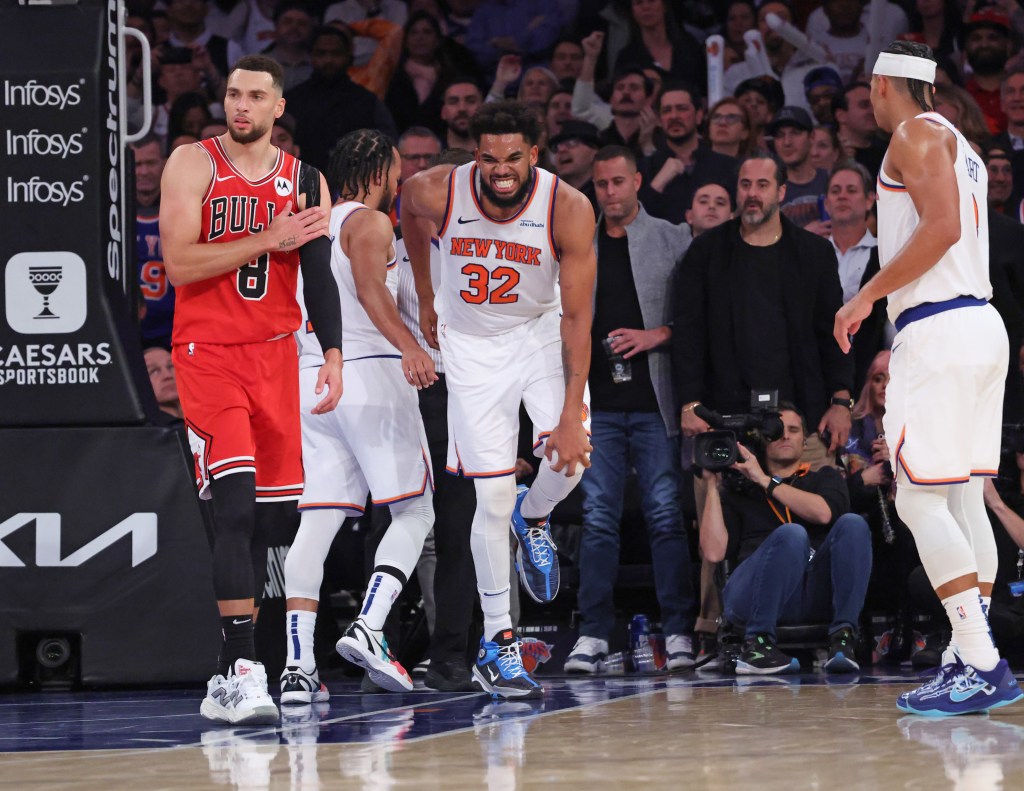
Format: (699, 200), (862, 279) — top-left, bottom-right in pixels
(707, 439), (733, 463)
(36, 638), (71, 669)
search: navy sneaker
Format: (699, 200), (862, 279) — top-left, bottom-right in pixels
(473, 629), (544, 699)
(897, 655), (1023, 716)
(824, 628), (860, 674)
(735, 634), (800, 675)
(510, 484), (560, 603)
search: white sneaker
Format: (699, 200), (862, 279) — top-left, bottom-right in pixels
(280, 665), (330, 705)
(200, 658), (279, 725)
(563, 636), (608, 674)
(666, 634), (696, 671)
(336, 618), (413, 692)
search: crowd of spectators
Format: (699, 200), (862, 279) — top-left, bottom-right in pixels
(129, 0), (1024, 672)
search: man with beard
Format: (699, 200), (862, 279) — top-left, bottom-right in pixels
(401, 100), (596, 698)
(160, 55), (344, 724)
(771, 106), (830, 234)
(281, 128), (439, 701)
(673, 153), (853, 470)
(440, 78), (484, 152)
(284, 26), (398, 172)
(964, 8), (1014, 136)
(640, 83), (737, 224)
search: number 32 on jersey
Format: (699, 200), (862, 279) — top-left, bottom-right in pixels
(460, 263), (520, 305)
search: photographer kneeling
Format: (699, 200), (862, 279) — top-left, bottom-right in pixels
(700, 404), (872, 674)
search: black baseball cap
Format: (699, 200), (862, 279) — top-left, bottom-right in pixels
(767, 106), (813, 135)
(549, 120), (601, 149)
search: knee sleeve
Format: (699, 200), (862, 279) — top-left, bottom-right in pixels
(520, 453), (585, 520)
(209, 472), (257, 601)
(948, 478), (998, 585)
(284, 508), (345, 601)
(374, 494), (435, 581)
(252, 501), (293, 608)
(470, 476), (517, 590)
(895, 483), (978, 589)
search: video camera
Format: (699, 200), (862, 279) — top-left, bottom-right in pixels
(692, 390), (784, 472)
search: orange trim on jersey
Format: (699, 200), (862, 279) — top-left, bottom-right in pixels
(877, 177), (907, 192)
(298, 501), (366, 513)
(468, 163), (540, 223)
(547, 177), (560, 260)
(971, 469), (999, 477)
(972, 194), (980, 236)
(212, 136), (285, 186)
(895, 427), (970, 485)
(438, 167), (457, 237)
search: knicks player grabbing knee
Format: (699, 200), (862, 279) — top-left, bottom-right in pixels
(835, 41), (1021, 716)
(281, 129), (438, 701)
(402, 100), (596, 698)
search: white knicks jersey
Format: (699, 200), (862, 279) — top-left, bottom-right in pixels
(877, 111), (992, 324)
(296, 201), (399, 368)
(435, 163), (561, 335)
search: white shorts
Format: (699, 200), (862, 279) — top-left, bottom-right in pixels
(297, 358), (433, 514)
(887, 302), (1007, 486)
(438, 309), (591, 477)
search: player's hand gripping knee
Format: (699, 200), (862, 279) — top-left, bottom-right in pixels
(312, 349), (343, 414)
(545, 417), (592, 477)
(268, 200), (328, 252)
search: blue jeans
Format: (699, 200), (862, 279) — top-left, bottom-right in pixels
(722, 514), (872, 640)
(577, 411), (696, 640)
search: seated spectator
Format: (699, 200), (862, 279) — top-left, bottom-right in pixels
(272, 112), (300, 156)
(809, 0), (869, 85)
(986, 145), (1016, 215)
(699, 404), (872, 674)
(393, 126), (442, 222)
(963, 7), (1014, 136)
(223, 0), (277, 64)
(545, 88), (573, 141)
(517, 65), (559, 108)
(640, 82), (737, 224)
(464, 0), (561, 76)
(439, 77), (483, 151)
(199, 120), (228, 139)
(386, 11), (457, 137)
(564, 145), (697, 675)
(996, 68), (1024, 153)
(833, 82), (885, 178)
(685, 181), (733, 238)
(735, 76), (784, 150)
(144, 346), (183, 422)
(162, 0), (231, 82)
(707, 97), (753, 160)
(550, 120), (600, 211)
(823, 163), (890, 394)
(721, 0), (757, 70)
(325, 0), (407, 68)
(771, 106), (830, 233)
(285, 26), (398, 172)
(906, 0), (964, 63)
(167, 91), (213, 145)
(257, 1), (316, 92)
(934, 83), (991, 151)
(550, 37), (584, 85)
(614, 0), (705, 86)
(805, 0), (909, 48)
(810, 125), (842, 172)
(803, 65), (843, 127)
(149, 46), (217, 140)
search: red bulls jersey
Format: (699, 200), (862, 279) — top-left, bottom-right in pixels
(172, 137), (304, 345)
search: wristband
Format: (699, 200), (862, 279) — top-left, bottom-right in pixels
(766, 476), (783, 498)
(831, 396), (854, 410)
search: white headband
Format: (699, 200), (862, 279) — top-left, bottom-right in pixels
(872, 52), (936, 85)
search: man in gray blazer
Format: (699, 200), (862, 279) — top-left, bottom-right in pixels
(564, 145), (698, 674)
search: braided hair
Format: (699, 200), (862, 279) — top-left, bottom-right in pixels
(328, 129), (395, 202)
(881, 40), (936, 113)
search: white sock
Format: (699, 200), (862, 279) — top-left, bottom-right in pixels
(480, 585), (512, 641)
(359, 570), (403, 631)
(520, 453), (584, 520)
(285, 610), (317, 674)
(943, 588), (1000, 671)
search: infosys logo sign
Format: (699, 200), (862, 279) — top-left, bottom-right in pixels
(6, 176), (87, 206)
(3, 79), (83, 110)
(6, 129), (86, 159)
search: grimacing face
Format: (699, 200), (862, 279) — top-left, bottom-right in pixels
(476, 133), (538, 209)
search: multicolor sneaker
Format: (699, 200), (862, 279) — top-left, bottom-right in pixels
(563, 636), (608, 674)
(666, 634), (697, 671)
(896, 655), (1023, 716)
(200, 658), (279, 725)
(510, 484), (560, 603)
(473, 629), (544, 699)
(280, 665), (330, 705)
(336, 618), (413, 692)
(824, 627), (860, 673)
(735, 634), (800, 675)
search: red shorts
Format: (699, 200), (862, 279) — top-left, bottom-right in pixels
(173, 336), (303, 502)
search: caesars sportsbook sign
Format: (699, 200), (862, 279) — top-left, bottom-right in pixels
(0, 1), (143, 425)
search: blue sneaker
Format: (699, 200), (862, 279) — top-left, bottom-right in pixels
(510, 484), (560, 603)
(473, 630), (544, 699)
(896, 655), (1023, 716)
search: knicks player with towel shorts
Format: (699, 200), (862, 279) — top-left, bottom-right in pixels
(836, 41), (1022, 716)
(160, 55), (344, 725)
(402, 100), (597, 698)
(280, 129), (439, 701)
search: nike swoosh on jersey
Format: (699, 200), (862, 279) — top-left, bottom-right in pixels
(215, 174), (235, 182)
(457, 216), (479, 224)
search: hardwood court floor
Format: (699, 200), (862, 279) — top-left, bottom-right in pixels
(2, 671), (1024, 790)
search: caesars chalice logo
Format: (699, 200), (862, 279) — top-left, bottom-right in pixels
(28, 265), (63, 319)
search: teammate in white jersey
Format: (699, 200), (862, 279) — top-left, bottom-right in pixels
(402, 100), (597, 698)
(835, 42), (1021, 716)
(280, 129), (439, 703)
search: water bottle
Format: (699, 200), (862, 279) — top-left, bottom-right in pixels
(629, 614), (656, 672)
(602, 337), (632, 383)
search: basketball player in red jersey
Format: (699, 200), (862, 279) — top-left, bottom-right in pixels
(402, 101), (596, 697)
(160, 55), (344, 725)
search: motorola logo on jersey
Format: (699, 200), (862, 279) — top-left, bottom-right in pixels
(2, 78), (83, 110)
(6, 176), (87, 206)
(6, 129), (86, 159)
(274, 176), (293, 197)
(0, 512), (157, 568)
(4, 252), (87, 335)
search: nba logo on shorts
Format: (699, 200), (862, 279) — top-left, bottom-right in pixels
(956, 605), (967, 620)
(4, 251), (87, 334)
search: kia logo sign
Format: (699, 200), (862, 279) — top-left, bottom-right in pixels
(0, 513), (157, 568)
